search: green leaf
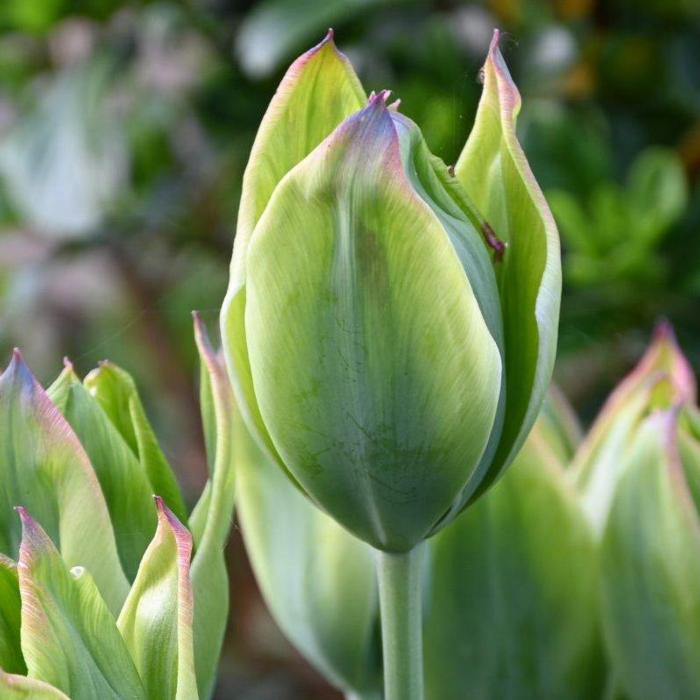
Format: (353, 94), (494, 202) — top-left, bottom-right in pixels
(118, 497), (198, 700)
(0, 554), (24, 674)
(0, 351), (128, 614)
(236, 399), (380, 696)
(48, 362), (157, 581)
(221, 30), (365, 470)
(627, 147), (687, 243)
(601, 411), (700, 700)
(188, 314), (236, 699)
(573, 323), (696, 536)
(0, 670), (69, 699)
(425, 416), (604, 700)
(455, 29), (562, 500)
(83, 361), (188, 524)
(243, 98), (502, 551)
(15, 508), (146, 700)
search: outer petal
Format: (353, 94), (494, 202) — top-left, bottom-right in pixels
(221, 31), (366, 469)
(0, 670), (69, 699)
(48, 363), (157, 581)
(236, 399), (380, 696)
(0, 351), (128, 613)
(16, 509), (146, 700)
(117, 498), (198, 700)
(601, 411), (700, 700)
(425, 408), (604, 700)
(245, 99), (502, 551)
(455, 30), (562, 499)
(0, 554), (24, 674)
(187, 314), (237, 699)
(83, 361), (188, 524)
(573, 322), (695, 536)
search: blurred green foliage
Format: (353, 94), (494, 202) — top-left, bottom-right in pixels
(0, 0), (698, 697)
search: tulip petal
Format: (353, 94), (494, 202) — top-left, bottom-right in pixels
(221, 31), (366, 468)
(425, 412), (604, 700)
(601, 411), (700, 700)
(455, 29), (562, 498)
(0, 555), (24, 674)
(0, 670), (69, 699)
(244, 99), (502, 551)
(117, 497), (198, 700)
(188, 314), (236, 699)
(48, 364), (157, 581)
(16, 509), (146, 700)
(236, 399), (380, 695)
(83, 361), (188, 524)
(0, 351), (128, 613)
(573, 322), (695, 535)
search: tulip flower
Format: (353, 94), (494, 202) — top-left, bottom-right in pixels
(572, 322), (695, 536)
(221, 27), (560, 700)
(592, 328), (700, 700)
(424, 390), (605, 700)
(0, 315), (235, 698)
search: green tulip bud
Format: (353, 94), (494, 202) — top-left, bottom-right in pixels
(572, 322), (695, 536)
(598, 334), (700, 699)
(221, 29), (561, 553)
(0, 316), (236, 698)
(424, 390), (605, 700)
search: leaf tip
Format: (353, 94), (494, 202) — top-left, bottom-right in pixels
(2, 348), (37, 392)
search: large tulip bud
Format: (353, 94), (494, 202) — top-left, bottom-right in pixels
(221, 30), (561, 553)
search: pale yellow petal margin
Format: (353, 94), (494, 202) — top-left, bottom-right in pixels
(456, 29), (561, 494)
(230, 28), (366, 292)
(0, 670), (70, 699)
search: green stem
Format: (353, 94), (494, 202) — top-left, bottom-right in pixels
(376, 543), (426, 700)
(344, 693), (382, 700)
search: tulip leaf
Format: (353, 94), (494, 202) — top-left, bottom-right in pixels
(222, 30), (365, 468)
(48, 363), (157, 581)
(83, 361), (188, 524)
(188, 314), (236, 699)
(455, 30), (562, 499)
(118, 497), (198, 700)
(601, 411), (700, 700)
(16, 508), (146, 700)
(244, 98), (502, 551)
(0, 351), (128, 614)
(0, 670), (70, 699)
(425, 420), (604, 700)
(0, 554), (25, 674)
(236, 401), (381, 696)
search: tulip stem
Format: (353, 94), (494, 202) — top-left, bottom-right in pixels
(376, 543), (425, 700)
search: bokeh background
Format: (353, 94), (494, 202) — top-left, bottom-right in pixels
(0, 0), (699, 697)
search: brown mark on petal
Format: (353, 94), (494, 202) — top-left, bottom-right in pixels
(482, 221), (506, 262)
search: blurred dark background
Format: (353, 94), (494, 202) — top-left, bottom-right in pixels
(0, 0), (698, 697)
